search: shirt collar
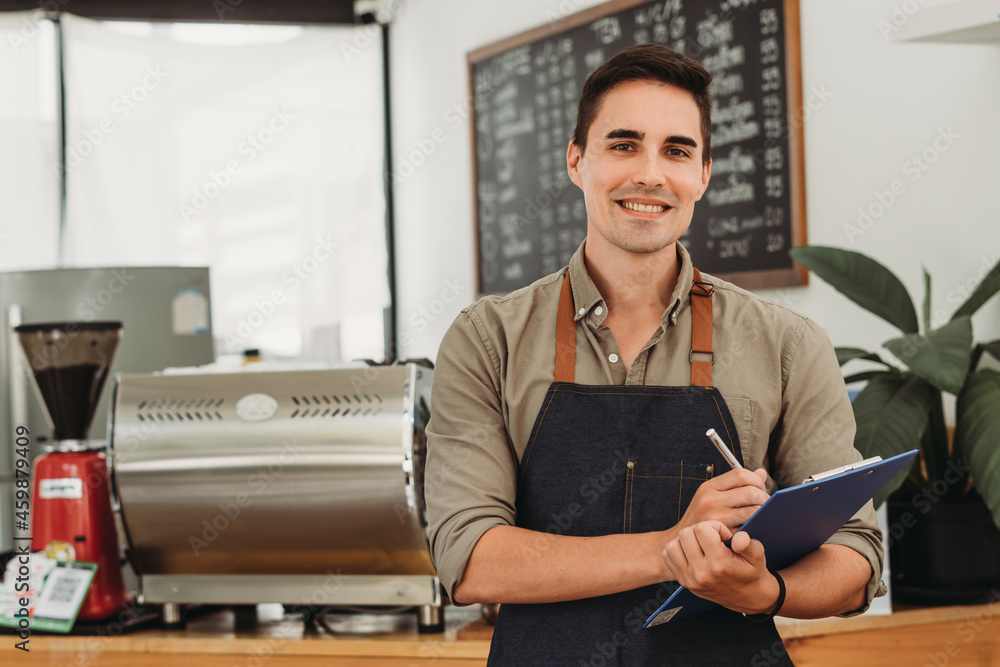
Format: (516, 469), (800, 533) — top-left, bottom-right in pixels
(566, 240), (698, 326)
(666, 242), (696, 326)
(567, 241), (603, 322)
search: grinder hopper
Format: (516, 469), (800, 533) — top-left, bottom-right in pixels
(13, 321), (131, 622)
(14, 321), (123, 445)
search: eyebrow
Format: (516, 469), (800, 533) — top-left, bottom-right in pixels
(604, 128), (699, 149)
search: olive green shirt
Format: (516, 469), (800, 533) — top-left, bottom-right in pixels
(425, 241), (884, 612)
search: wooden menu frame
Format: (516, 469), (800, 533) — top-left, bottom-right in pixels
(467, 0), (808, 295)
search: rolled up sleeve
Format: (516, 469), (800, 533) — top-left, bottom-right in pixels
(424, 308), (518, 601)
(772, 318), (885, 615)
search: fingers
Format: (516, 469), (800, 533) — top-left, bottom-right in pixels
(677, 521), (733, 562)
(730, 530), (751, 553)
(709, 468), (768, 492)
(730, 531), (766, 568)
(664, 522), (774, 613)
(686, 485), (768, 528)
(678, 468), (771, 533)
(664, 521), (728, 565)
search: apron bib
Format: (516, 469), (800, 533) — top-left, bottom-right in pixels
(487, 270), (793, 667)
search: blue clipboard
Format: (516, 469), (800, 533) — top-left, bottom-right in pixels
(643, 449), (918, 628)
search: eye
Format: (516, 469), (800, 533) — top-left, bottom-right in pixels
(666, 147), (690, 157)
(610, 143), (635, 152)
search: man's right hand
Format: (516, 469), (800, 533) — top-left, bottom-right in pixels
(674, 467), (770, 534)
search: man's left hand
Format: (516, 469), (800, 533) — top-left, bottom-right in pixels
(662, 521), (781, 616)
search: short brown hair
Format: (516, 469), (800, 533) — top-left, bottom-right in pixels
(572, 44), (713, 165)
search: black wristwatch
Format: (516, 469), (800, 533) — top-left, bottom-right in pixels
(744, 568), (786, 622)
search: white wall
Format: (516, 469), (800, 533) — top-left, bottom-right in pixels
(389, 0), (1000, 369)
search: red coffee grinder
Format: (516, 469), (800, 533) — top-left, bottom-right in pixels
(15, 321), (130, 622)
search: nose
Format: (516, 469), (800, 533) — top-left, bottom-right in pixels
(632, 151), (666, 188)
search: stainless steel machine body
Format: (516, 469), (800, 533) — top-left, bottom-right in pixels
(109, 363), (441, 625)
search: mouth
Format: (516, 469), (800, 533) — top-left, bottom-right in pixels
(617, 199), (671, 215)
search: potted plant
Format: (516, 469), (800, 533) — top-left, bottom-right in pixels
(788, 246), (1000, 605)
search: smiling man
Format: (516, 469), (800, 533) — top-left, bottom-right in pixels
(425, 44), (884, 666)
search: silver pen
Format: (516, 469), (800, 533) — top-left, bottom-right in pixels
(706, 428), (743, 470)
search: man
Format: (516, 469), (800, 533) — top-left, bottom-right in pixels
(425, 44), (883, 666)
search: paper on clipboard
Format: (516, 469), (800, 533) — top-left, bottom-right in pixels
(643, 449), (919, 628)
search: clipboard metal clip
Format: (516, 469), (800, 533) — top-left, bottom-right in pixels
(803, 456), (883, 484)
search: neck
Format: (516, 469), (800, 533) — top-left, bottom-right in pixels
(583, 241), (681, 317)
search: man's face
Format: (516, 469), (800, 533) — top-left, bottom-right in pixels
(567, 80), (711, 257)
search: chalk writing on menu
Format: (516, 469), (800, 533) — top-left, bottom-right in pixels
(471, 0), (804, 294)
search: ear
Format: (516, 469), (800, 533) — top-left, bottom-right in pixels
(695, 159), (712, 201)
(567, 140), (584, 189)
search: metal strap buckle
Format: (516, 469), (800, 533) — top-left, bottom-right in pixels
(689, 350), (715, 363)
(691, 280), (715, 297)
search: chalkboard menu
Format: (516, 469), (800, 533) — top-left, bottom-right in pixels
(469, 0), (807, 294)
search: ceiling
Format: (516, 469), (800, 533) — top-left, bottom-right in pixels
(0, 0), (362, 24)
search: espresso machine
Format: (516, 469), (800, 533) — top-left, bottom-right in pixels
(109, 362), (445, 631)
(15, 321), (131, 622)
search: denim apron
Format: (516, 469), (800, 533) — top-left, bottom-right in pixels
(487, 270), (793, 666)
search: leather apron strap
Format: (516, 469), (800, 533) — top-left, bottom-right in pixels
(554, 273), (577, 383)
(554, 268), (715, 386)
(689, 267), (714, 387)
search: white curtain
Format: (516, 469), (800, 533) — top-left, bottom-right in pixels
(0, 11), (60, 271)
(59, 15), (390, 361)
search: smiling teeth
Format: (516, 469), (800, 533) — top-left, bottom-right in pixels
(622, 201), (666, 213)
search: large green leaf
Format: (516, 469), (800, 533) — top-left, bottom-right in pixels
(790, 246), (919, 334)
(952, 256), (1000, 320)
(852, 375), (937, 506)
(982, 339), (1000, 363)
(844, 370), (892, 385)
(883, 317), (973, 395)
(954, 369), (1000, 528)
(836, 347), (891, 368)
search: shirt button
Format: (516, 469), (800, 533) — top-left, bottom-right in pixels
(595, 306), (604, 316)
(578, 307), (586, 316)
(609, 353), (619, 363)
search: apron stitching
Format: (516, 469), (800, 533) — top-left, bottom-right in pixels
(519, 386), (562, 484)
(623, 466), (628, 534)
(677, 461), (684, 522)
(634, 474), (708, 479)
(629, 467), (634, 534)
(711, 394), (741, 464)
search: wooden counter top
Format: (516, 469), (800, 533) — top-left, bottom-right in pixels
(5, 599), (999, 666)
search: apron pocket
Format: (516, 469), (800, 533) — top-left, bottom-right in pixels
(624, 460), (715, 533)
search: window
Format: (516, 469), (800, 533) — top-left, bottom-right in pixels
(3, 10), (391, 362)
(0, 11), (60, 270)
